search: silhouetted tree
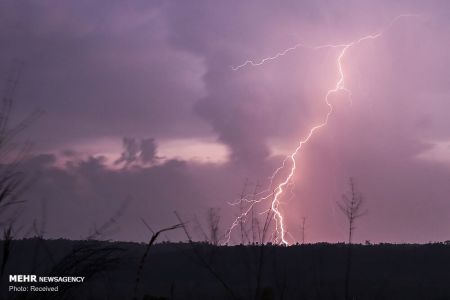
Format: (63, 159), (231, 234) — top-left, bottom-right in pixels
(251, 182), (261, 244)
(174, 211), (238, 300)
(300, 217), (307, 245)
(238, 179), (250, 244)
(0, 65), (41, 278)
(338, 178), (365, 244)
(134, 223), (183, 300)
(338, 177), (366, 300)
(207, 208), (221, 246)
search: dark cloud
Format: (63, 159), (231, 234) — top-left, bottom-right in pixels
(0, 0), (209, 151)
(115, 137), (158, 166)
(20, 153), (210, 241)
(115, 137), (140, 166)
(139, 138), (157, 163)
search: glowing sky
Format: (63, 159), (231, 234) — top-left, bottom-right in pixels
(1, 0), (450, 243)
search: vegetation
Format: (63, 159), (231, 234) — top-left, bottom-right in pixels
(1, 239), (450, 299)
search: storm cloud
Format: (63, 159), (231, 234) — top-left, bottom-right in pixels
(2, 0), (450, 243)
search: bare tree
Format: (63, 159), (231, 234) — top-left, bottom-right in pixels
(133, 222), (183, 300)
(0, 65), (41, 279)
(254, 197), (275, 300)
(337, 177), (366, 300)
(250, 182), (260, 244)
(238, 181), (246, 244)
(206, 207), (221, 246)
(338, 177), (365, 245)
(174, 211), (239, 300)
(300, 217), (307, 245)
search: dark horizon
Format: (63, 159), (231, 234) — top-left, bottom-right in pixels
(1, 0), (450, 245)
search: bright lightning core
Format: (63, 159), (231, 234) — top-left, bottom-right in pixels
(224, 14), (419, 246)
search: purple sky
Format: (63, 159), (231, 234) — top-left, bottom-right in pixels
(2, 0), (450, 243)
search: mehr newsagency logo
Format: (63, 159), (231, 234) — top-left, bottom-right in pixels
(8, 275), (85, 293)
(9, 275), (85, 283)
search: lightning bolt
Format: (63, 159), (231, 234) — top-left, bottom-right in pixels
(223, 14), (420, 246)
